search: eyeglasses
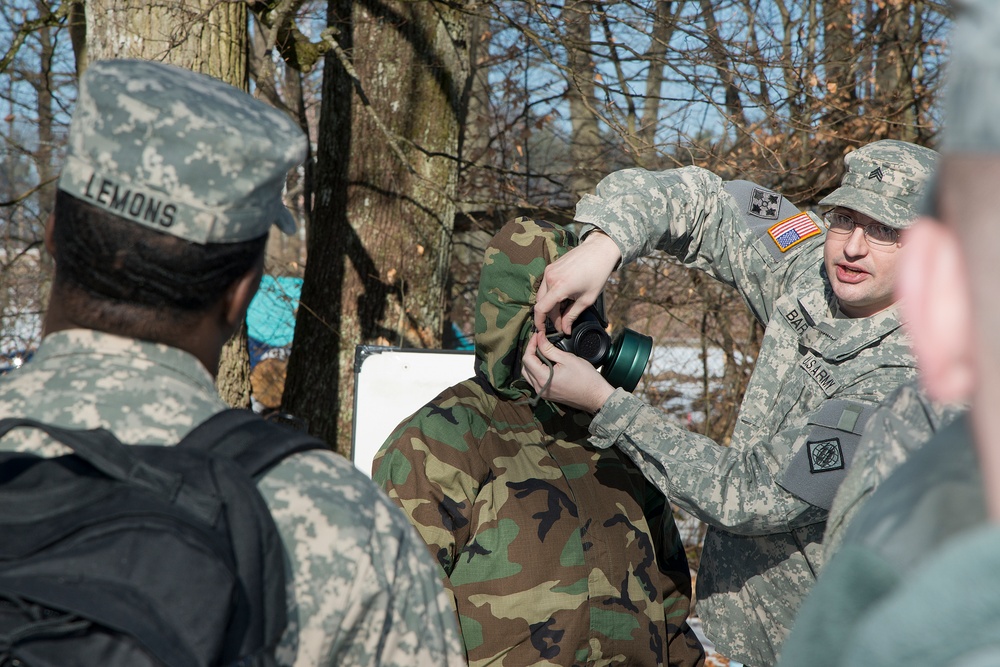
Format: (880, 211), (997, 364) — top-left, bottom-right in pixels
(822, 211), (900, 247)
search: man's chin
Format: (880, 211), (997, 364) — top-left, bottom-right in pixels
(834, 290), (895, 318)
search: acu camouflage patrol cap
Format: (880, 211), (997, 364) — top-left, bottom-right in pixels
(58, 59), (307, 244)
(819, 139), (939, 229)
(915, 0), (1000, 218)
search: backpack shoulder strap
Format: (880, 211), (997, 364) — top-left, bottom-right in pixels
(179, 409), (331, 478)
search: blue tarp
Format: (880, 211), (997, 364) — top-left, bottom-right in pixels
(247, 276), (302, 349)
(247, 275), (475, 359)
(449, 322), (474, 351)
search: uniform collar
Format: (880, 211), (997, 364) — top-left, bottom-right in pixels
(33, 329), (218, 395)
(795, 292), (907, 362)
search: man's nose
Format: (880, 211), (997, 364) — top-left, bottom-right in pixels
(843, 225), (870, 255)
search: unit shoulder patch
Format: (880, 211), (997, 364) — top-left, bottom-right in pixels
(749, 187), (782, 220)
(778, 399), (877, 510)
(723, 180), (820, 263)
(807, 437), (845, 473)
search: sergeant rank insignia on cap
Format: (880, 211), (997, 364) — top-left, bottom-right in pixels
(768, 212), (821, 252)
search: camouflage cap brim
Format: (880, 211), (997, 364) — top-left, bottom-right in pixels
(819, 185), (916, 230)
(941, 0), (1000, 154)
(917, 171), (940, 219)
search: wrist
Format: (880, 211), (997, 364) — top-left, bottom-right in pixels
(585, 382), (615, 414)
(583, 228), (623, 270)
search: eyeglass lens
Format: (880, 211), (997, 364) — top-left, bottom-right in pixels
(825, 213), (898, 245)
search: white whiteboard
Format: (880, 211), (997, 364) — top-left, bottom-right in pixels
(351, 346), (475, 477)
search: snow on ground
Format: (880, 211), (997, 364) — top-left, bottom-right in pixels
(642, 345), (753, 421)
(647, 345), (751, 378)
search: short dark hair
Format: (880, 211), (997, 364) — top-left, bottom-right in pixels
(51, 190), (267, 336)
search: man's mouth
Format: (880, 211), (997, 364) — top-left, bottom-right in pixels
(836, 264), (868, 283)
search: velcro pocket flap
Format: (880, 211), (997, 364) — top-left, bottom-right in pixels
(779, 399), (877, 511)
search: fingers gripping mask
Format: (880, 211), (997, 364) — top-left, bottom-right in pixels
(544, 297), (652, 392)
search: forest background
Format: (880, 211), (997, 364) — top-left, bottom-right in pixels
(1, 0), (950, 573)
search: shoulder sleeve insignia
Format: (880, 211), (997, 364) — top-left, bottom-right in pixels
(768, 213), (822, 253)
(807, 438), (845, 472)
(723, 180), (821, 263)
(749, 187), (782, 219)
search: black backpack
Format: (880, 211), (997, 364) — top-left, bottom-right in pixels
(0, 409), (328, 667)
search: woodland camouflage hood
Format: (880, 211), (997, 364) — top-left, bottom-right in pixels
(473, 217), (577, 400)
(374, 216), (704, 666)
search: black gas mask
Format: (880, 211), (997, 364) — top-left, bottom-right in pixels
(544, 300), (652, 392)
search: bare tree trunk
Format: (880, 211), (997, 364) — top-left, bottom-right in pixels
(32, 6), (57, 222)
(79, 0), (246, 80)
(822, 0), (857, 124)
(564, 0), (603, 197)
(699, 0), (748, 137)
(636, 0), (678, 166)
(283, 0), (470, 454)
(872, 2), (920, 142)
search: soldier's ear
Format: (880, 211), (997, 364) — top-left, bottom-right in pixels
(221, 260), (264, 333)
(898, 218), (974, 404)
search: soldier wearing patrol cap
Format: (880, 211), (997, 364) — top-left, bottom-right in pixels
(0, 59), (464, 666)
(520, 139), (938, 665)
(779, 1), (1000, 665)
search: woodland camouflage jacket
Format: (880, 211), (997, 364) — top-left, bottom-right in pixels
(373, 218), (705, 667)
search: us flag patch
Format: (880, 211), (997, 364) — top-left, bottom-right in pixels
(768, 212), (821, 252)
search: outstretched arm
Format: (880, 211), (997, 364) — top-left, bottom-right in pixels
(524, 337), (915, 535)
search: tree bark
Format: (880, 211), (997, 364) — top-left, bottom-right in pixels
(283, 0), (470, 454)
(872, 2), (918, 142)
(564, 0), (603, 197)
(78, 0), (246, 81)
(699, 0), (747, 137)
(822, 0), (857, 124)
(636, 0), (678, 166)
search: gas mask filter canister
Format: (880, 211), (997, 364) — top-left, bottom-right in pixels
(545, 305), (652, 392)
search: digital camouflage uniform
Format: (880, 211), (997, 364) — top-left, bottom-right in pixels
(782, 2), (1000, 665)
(574, 141), (936, 665)
(774, 413), (981, 667)
(837, 522), (1000, 667)
(821, 381), (960, 557)
(0, 331), (465, 666)
(373, 218), (705, 667)
(3, 59), (465, 667)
